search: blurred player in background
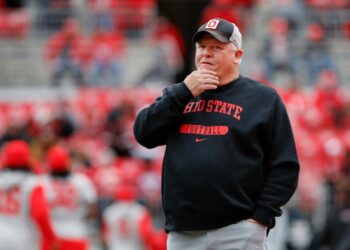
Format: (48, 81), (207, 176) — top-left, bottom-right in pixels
(101, 180), (155, 250)
(43, 145), (97, 250)
(0, 140), (58, 250)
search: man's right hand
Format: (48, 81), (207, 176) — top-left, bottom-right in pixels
(184, 69), (219, 97)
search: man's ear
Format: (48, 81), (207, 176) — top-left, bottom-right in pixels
(235, 50), (243, 64)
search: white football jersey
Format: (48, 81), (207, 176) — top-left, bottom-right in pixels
(103, 201), (149, 250)
(0, 171), (42, 250)
(44, 172), (97, 239)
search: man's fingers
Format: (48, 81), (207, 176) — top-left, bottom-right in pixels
(184, 70), (220, 97)
(197, 70), (219, 81)
(201, 75), (219, 82)
(199, 74), (220, 85)
(197, 69), (218, 80)
(198, 68), (218, 76)
(199, 72), (219, 79)
(204, 83), (218, 90)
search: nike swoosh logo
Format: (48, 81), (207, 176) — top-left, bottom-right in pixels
(195, 138), (207, 142)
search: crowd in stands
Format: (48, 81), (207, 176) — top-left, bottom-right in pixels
(1, 0), (349, 87)
(257, 4), (349, 87)
(268, 68), (350, 249)
(45, 17), (126, 86)
(139, 16), (186, 86)
(43, 13), (187, 87)
(199, 0), (350, 87)
(0, 0), (29, 37)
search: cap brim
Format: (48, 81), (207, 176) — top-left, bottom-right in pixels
(192, 30), (231, 43)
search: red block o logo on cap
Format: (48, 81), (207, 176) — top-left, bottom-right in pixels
(206, 19), (219, 29)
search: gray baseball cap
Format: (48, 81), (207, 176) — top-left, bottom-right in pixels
(192, 18), (242, 49)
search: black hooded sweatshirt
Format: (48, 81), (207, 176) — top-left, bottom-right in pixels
(133, 75), (299, 232)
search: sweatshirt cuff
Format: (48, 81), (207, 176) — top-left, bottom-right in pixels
(167, 82), (193, 107)
(251, 206), (275, 228)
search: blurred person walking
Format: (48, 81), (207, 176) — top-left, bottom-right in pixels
(43, 145), (98, 250)
(0, 140), (58, 250)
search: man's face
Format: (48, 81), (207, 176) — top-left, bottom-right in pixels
(195, 33), (240, 79)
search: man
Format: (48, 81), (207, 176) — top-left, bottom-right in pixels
(0, 140), (57, 250)
(43, 145), (97, 250)
(133, 17), (300, 250)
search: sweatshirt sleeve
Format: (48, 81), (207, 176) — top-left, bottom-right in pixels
(133, 83), (193, 148)
(30, 185), (57, 244)
(252, 94), (300, 228)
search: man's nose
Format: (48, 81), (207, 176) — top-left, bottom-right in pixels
(202, 48), (212, 57)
